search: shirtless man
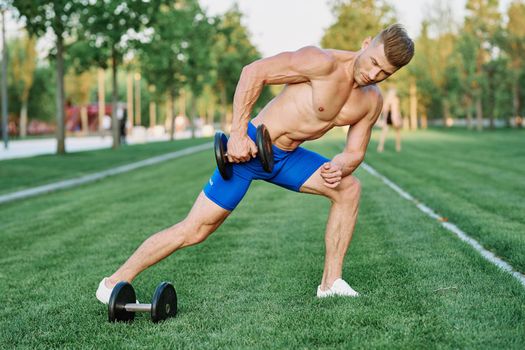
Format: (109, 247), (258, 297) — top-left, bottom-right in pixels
(96, 24), (414, 302)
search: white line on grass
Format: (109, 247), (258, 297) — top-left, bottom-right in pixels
(361, 162), (525, 288)
(0, 142), (213, 205)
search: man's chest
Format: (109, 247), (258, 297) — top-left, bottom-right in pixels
(309, 80), (371, 125)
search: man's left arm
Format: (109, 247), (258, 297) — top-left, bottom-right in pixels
(321, 92), (383, 188)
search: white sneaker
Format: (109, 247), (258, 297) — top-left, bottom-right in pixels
(317, 278), (359, 298)
(96, 277), (113, 304)
(96, 278), (139, 305)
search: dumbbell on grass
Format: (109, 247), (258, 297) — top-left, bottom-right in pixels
(108, 281), (177, 323)
(214, 124), (274, 180)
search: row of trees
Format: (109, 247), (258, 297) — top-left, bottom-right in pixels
(6, 0), (269, 153)
(323, 0), (525, 130)
(4, 0), (524, 154)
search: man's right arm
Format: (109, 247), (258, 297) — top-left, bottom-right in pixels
(227, 47), (336, 162)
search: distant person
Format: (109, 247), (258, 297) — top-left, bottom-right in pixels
(102, 114), (111, 139)
(377, 87), (402, 152)
(117, 105), (127, 145)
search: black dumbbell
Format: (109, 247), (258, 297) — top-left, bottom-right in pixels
(108, 281), (177, 323)
(214, 124), (274, 180)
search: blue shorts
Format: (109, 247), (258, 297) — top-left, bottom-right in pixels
(203, 122), (329, 211)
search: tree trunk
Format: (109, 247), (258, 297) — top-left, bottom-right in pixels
(475, 93), (483, 131)
(207, 102), (215, 125)
(409, 80), (417, 130)
(179, 88), (186, 117)
(421, 111), (428, 129)
(55, 34), (66, 154)
(149, 100), (156, 128)
(135, 73), (141, 125)
(443, 98), (451, 127)
(219, 82), (227, 131)
(127, 71), (134, 132)
(168, 91), (175, 141)
(111, 46), (119, 149)
(97, 68), (105, 132)
(20, 100), (28, 137)
(80, 105), (88, 134)
(1, 10), (8, 148)
(465, 95), (473, 130)
(488, 69), (495, 129)
(190, 92), (196, 139)
(512, 79), (520, 127)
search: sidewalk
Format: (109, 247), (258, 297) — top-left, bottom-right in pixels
(0, 130), (199, 160)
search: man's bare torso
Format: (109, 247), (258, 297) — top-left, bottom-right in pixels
(251, 49), (381, 151)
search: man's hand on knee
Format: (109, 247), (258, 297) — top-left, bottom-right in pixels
(320, 162), (343, 188)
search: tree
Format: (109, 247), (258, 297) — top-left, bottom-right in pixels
(14, 0), (83, 153)
(503, 0), (525, 122)
(180, 1), (216, 138)
(10, 32), (36, 137)
(139, 1), (194, 140)
(79, 0), (161, 148)
(463, 0), (502, 130)
(321, 0), (396, 50)
(212, 5), (266, 129)
(408, 22), (439, 123)
(65, 68), (94, 133)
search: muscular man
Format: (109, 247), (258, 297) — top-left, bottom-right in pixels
(96, 24), (414, 302)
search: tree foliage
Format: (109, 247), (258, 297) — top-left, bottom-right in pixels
(321, 0), (397, 50)
(212, 5), (269, 126)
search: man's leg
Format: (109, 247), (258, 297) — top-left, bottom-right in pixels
(105, 192), (230, 288)
(394, 127), (401, 152)
(300, 169), (361, 291)
(377, 123), (389, 152)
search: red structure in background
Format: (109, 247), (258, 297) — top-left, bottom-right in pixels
(7, 103), (125, 136)
(65, 103), (115, 132)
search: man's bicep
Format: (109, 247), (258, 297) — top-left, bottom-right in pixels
(246, 46), (335, 85)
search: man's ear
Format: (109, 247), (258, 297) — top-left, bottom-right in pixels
(361, 36), (372, 50)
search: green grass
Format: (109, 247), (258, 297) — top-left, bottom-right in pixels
(0, 132), (524, 349)
(365, 127), (525, 273)
(0, 137), (211, 195)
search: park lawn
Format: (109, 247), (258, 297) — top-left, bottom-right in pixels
(0, 137), (211, 195)
(0, 135), (524, 349)
(365, 127), (525, 273)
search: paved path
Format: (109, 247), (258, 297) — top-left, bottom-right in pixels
(0, 142), (213, 205)
(0, 131), (198, 160)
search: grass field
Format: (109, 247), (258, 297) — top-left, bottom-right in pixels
(366, 128), (525, 272)
(0, 129), (524, 348)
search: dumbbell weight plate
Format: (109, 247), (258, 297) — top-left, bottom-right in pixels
(256, 124), (274, 172)
(108, 282), (136, 322)
(151, 282), (178, 323)
(214, 131), (233, 180)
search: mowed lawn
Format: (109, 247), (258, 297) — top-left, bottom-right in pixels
(0, 131), (524, 348)
(366, 127), (525, 273)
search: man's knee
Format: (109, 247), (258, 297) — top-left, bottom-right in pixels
(177, 216), (221, 247)
(335, 176), (361, 201)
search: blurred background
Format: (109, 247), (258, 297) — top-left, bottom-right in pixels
(0, 0), (523, 157)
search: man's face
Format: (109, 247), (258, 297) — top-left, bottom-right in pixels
(353, 39), (398, 87)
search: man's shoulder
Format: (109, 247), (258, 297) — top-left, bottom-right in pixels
(358, 85), (383, 121)
(294, 46), (336, 66)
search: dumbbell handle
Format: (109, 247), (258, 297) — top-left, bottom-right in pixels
(121, 303), (152, 312)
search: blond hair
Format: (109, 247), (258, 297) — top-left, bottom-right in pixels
(374, 24), (414, 68)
